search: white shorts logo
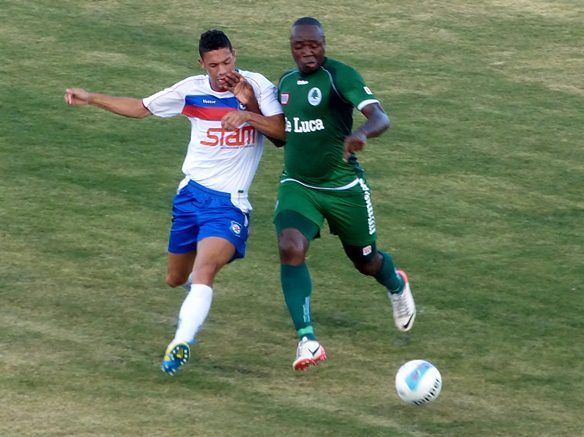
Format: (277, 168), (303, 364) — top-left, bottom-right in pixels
(308, 87), (322, 106)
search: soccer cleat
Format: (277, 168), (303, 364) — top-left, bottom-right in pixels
(389, 270), (416, 332)
(293, 337), (327, 371)
(161, 342), (191, 375)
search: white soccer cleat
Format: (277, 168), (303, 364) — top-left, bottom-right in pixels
(389, 270), (416, 332)
(293, 337), (327, 371)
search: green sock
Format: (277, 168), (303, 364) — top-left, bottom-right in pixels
(375, 251), (404, 294)
(281, 263), (316, 340)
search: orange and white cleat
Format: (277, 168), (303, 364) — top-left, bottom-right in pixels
(293, 337), (327, 371)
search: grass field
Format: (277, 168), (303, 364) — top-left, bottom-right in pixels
(1, 0), (583, 435)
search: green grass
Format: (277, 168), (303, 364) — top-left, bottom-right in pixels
(1, 0), (583, 435)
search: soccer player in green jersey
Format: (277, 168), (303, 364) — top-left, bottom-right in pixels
(275, 17), (416, 371)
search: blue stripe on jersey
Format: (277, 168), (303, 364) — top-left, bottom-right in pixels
(185, 95), (241, 109)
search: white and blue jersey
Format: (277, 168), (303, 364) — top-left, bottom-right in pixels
(143, 70), (282, 213)
(142, 71), (282, 256)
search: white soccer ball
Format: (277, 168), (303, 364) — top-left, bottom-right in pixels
(395, 360), (442, 405)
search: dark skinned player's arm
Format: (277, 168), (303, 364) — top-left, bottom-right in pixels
(355, 102), (390, 137)
(342, 103), (390, 160)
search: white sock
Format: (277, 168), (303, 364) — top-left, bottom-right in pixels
(181, 273), (193, 292)
(172, 284), (213, 344)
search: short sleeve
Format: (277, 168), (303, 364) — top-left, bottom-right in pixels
(333, 64), (379, 111)
(142, 82), (186, 118)
(245, 72), (283, 117)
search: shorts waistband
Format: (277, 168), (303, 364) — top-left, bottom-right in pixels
(185, 179), (231, 198)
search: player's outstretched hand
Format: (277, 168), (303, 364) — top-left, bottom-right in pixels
(64, 88), (91, 106)
(343, 130), (367, 161)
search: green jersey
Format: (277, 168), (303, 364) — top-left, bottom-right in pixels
(278, 57), (380, 188)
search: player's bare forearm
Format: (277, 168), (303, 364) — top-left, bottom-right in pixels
(221, 112), (285, 142)
(354, 102), (390, 139)
(343, 103), (390, 160)
(88, 94), (151, 118)
(66, 88), (150, 118)
(244, 98), (261, 115)
(246, 113), (286, 142)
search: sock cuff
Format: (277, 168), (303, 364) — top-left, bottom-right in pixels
(297, 326), (315, 338)
(281, 263), (307, 271)
(190, 283), (213, 294)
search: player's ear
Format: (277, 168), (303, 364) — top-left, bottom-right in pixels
(197, 58), (204, 69)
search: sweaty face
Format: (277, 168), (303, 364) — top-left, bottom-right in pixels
(290, 24), (325, 74)
(199, 47), (236, 92)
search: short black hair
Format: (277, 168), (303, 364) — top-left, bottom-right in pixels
(198, 29), (233, 56)
(292, 17), (323, 29)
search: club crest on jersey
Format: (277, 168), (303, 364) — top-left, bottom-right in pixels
(308, 87), (322, 106)
(230, 221), (242, 236)
(281, 93), (290, 105)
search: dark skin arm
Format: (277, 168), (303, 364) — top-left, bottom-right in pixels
(343, 102), (390, 161)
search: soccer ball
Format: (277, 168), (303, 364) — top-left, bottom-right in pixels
(395, 360), (442, 405)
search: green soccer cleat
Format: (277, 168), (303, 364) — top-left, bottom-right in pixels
(161, 342), (191, 375)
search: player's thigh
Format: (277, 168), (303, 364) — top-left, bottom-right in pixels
(325, 181), (377, 247)
(193, 237), (237, 271)
(274, 182), (324, 238)
(192, 237), (237, 284)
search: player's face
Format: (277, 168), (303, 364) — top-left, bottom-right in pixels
(290, 24), (326, 74)
(199, 47), (236, 92)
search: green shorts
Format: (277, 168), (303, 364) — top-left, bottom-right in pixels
(273, 178), (377, 246)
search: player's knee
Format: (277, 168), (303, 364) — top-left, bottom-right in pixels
(278, 235), (307, 265)
(166, 272), (187, 288)
(350, 252), (382, 277)
(354, 260), (378, 276)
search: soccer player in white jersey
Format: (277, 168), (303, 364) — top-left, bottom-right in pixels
(65, 30), (285, 375)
